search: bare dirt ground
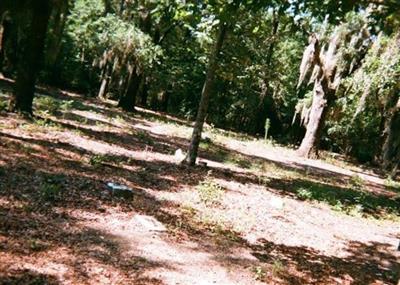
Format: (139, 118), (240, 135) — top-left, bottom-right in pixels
(0, 89), (399, 285)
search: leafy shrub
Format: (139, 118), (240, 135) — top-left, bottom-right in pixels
(60, 100), (75, 111)
(384, 177), (400, 191)
(349, 175), (365, 191)
(35, 96), (60, 115)
(0, 100), (8, 111)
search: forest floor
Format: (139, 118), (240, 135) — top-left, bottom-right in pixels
(0, 87), (399, 285)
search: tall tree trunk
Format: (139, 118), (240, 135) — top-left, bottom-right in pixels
(118, 66), (142, 112)
(184, 22), (227, 166)
(382, 97), (400, 175)
(0, 12), (7, 75)
(11, 0), (51, 114)
(160, 89), (170, 112)
(98, 63), (111, 99)
(102, 0), (113, 14)
(46, 0), (68, 68)
(139, 76), (149, 107)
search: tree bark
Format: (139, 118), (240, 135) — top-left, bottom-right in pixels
(102, 0), (113, 14)
(139, 76), (149, 107)
(0, 12), (7, 75)
(297, 79), (330, 157)
(11, 0), (51, 114)
(184, 22), (227, 166)
(118, 66), (142, 112)
(98, 63), (111, 99)
(382, 97), (400, 174)
(160, 89), (170, 112)
(46, 0), (68, 68)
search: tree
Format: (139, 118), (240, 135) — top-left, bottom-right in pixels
(382, 97), (400, 176)
(184, 20), (228, 165)
(295, 13), (372, 157)
(9, 0), (51, 114)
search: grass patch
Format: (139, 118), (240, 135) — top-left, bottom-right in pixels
(135, 130), (154, 145)
(384, 177), (400, 192)
(88, 153), (124, 167)
(0, 99), (8, 111)
(289, 179), (399, 219)
(253, 266), (267, 281)
(35, 96), (86, 116)
(196, 177), (224, 206)
(35, 96), (61, 115)
(40, 181), (63, 202)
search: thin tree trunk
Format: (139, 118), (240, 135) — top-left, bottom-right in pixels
(98, 63), (111, 99)
(0, 12), (7, 75)
(161, 89), (170, 112)
(139, 77), (149, 107)
(0, 14), (5, 54)
(46, 0), (68, 68)
(118, 66), (142, 112)
(184, 22), (227, 166)
(11, 0), (51, 114)
(255, 11), (281, 136)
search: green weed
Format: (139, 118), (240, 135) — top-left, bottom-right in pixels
(40, 182), (63, 202)
(384, 177), (400, 192)
(35, 96), (60, 115)
(296, 187), (313, 200)
(0, 100), (8, 111)
(89, 154), (108, 167)
(271, 259), (285, 276)
(136, 130), (154, 145)
(253, 266), (266, 281)
(348, 175), (365, 191)
(196, 177), (224, 205)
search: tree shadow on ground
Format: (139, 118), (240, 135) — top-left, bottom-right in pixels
(1, 125), (398, 219)
(1, 89), (399, 284)
(266, 177), (400, 218)
(0, 269), (60, 285)
(250, 239), (399, 285)
(0, 172), (171, 284)
(1, 129), (399, 284)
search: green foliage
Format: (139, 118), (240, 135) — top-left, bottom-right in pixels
(292, 181), (399, 219)
(196, 176), (224, 205)
(35, 96), (60, 115)
(348, 175), (365, 191)
(89, 154), (107, 167)
(271, 259), (285, 276)
(325, 31), (400, 162)
(296, 187), (313, 200)
(8, 0), (398, 174)
(0, 100), (8, 112)
(136, 130), (154, 145)
(384, 177), (400, 192)
(253, 266), (266, 281)
(40, 181), (63, 202)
